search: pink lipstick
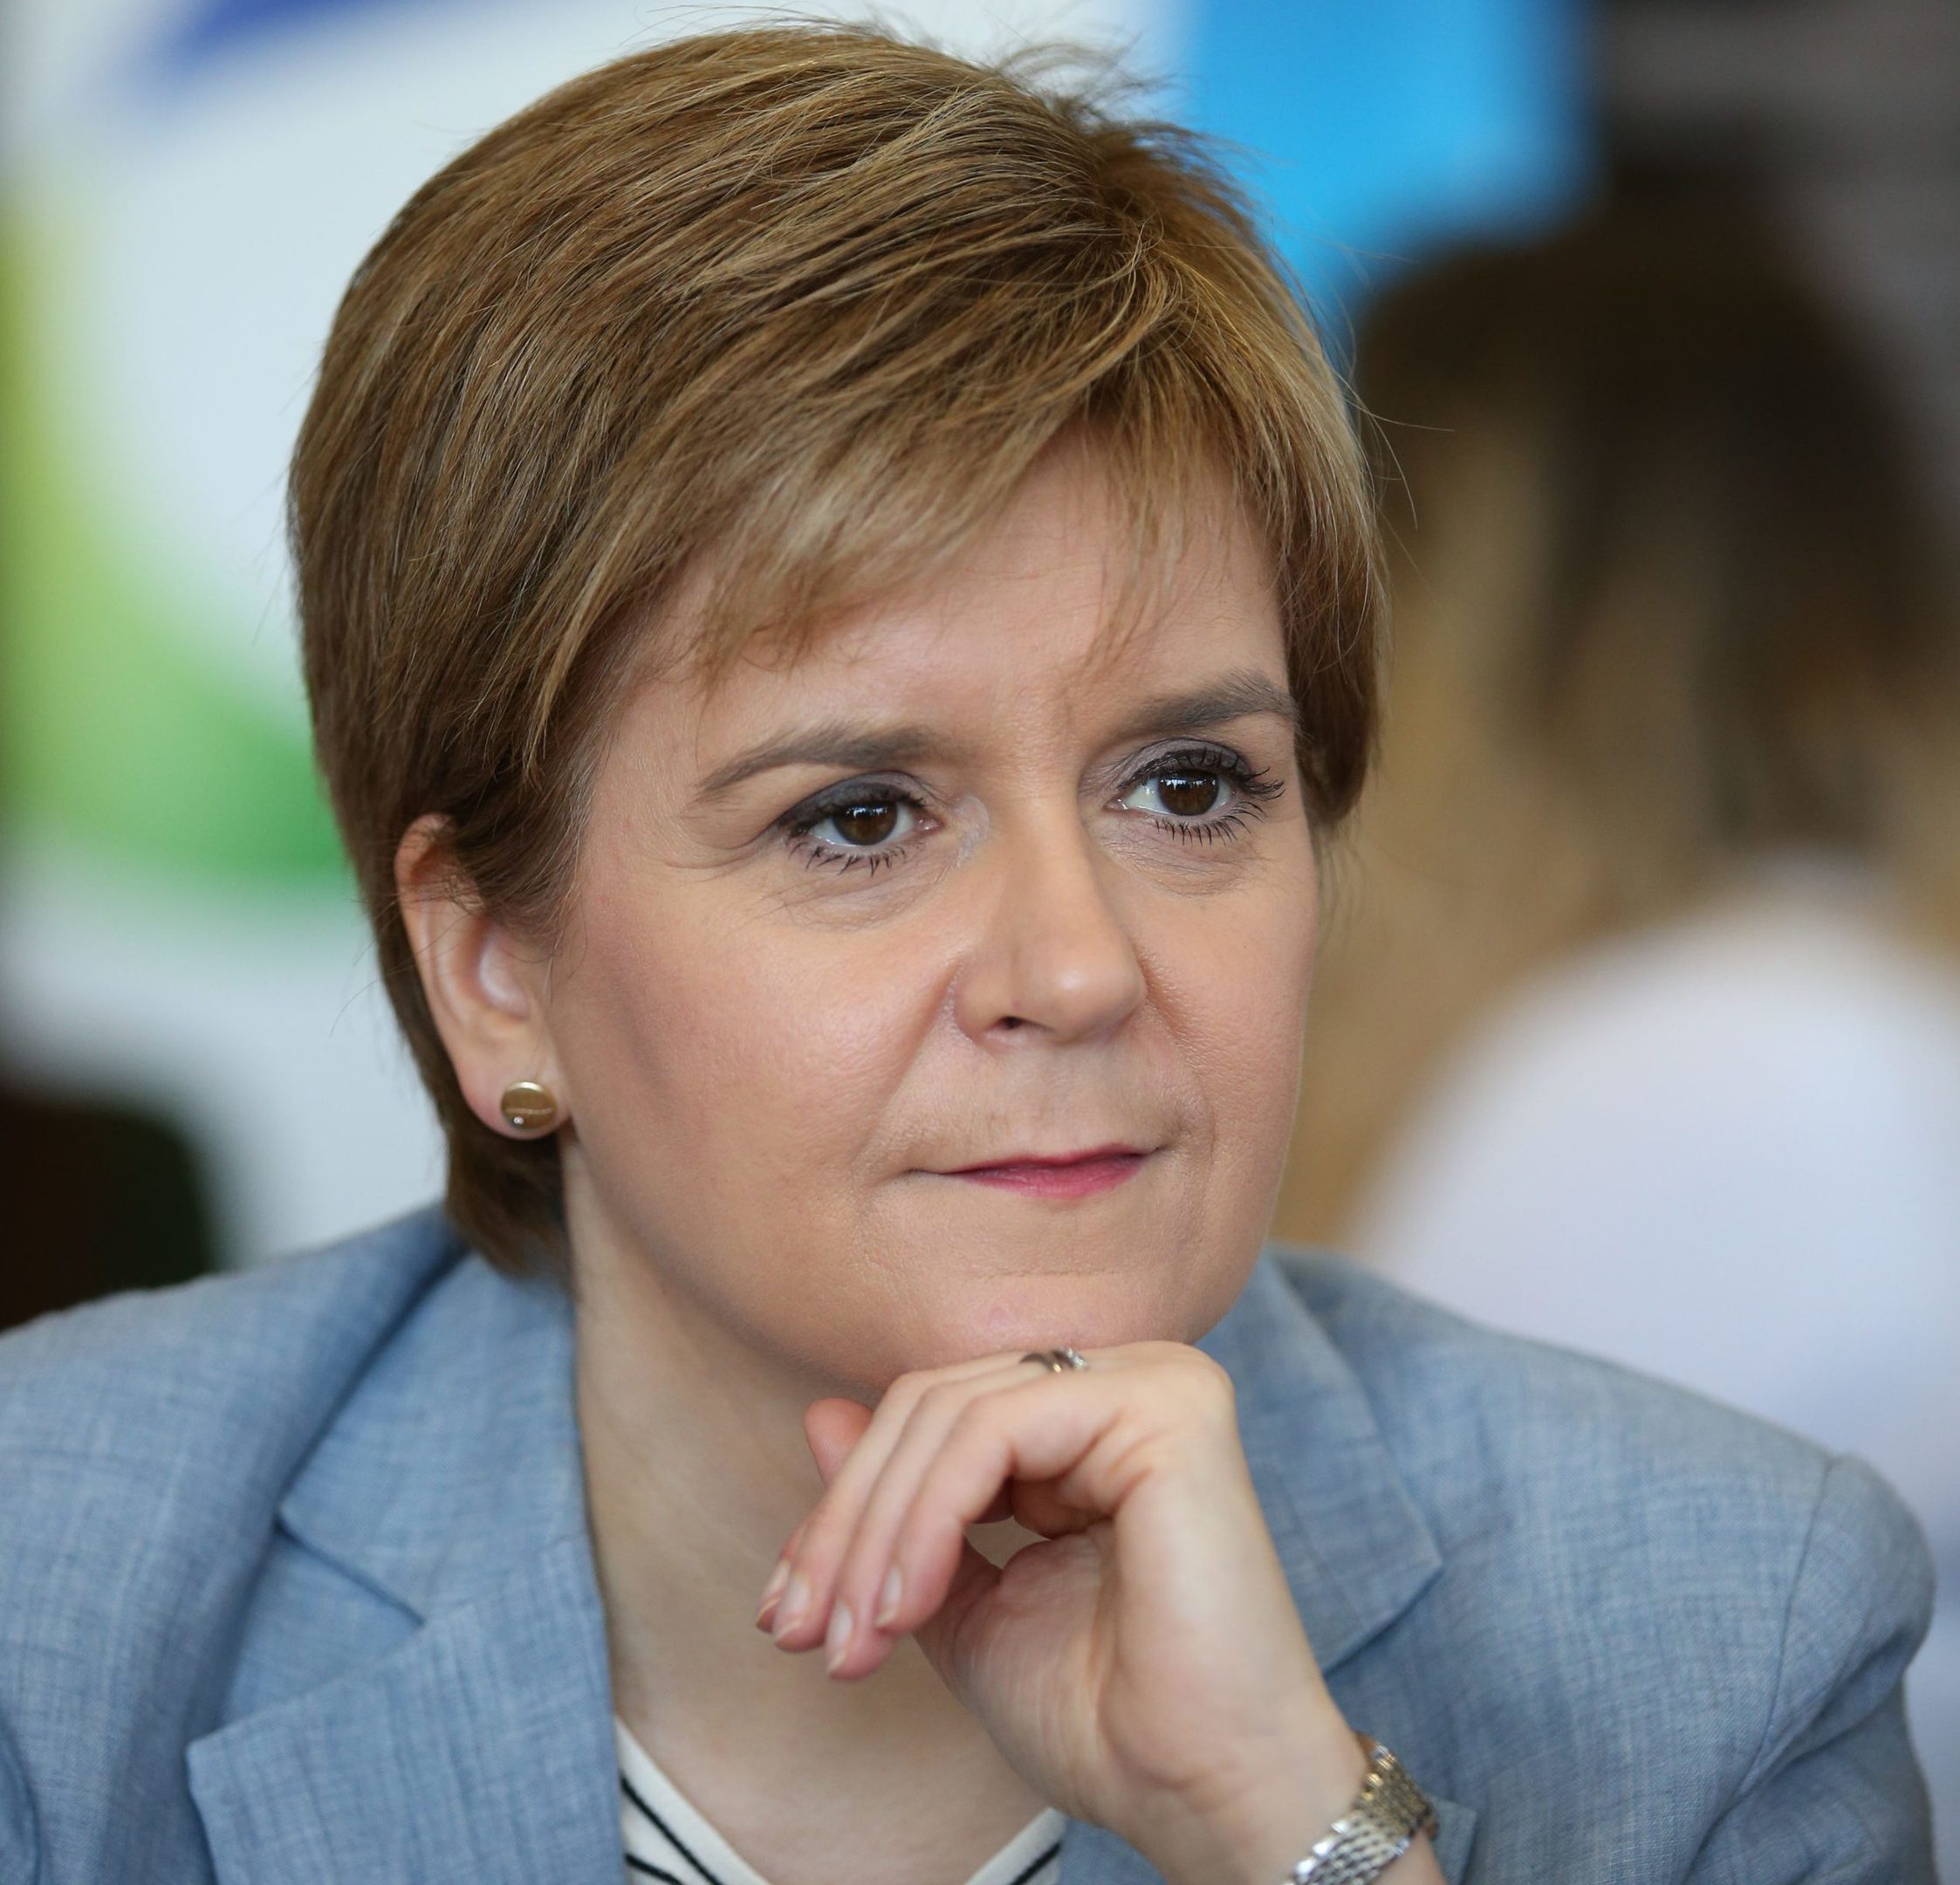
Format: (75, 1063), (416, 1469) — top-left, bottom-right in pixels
(939, 1145), (1150, 1199)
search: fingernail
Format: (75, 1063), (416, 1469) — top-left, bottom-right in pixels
(874, 1564), (903, 1629)
(755, 1557), (792, 1628)
(824, 1600), (854, 1674)
(771, 1572), (811, 1642)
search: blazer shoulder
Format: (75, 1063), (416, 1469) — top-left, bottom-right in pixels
(1258, 1252), (1937, 1869)
(0, 1210), (469, 1883)
(1271, 1244), (1830, 1483)
(0, 1206), (463, 1511)
(1264, 1245), (1933, 1631)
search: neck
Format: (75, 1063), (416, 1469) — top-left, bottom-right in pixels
(570, 1213), (1040, 1775)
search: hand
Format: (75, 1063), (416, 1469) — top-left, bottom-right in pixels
(754, 1341), (1424, 1884)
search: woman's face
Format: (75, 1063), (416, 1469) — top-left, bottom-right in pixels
(543, 442), (1319, 1390)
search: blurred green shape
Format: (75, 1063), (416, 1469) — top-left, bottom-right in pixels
(1, 198), (345, 887)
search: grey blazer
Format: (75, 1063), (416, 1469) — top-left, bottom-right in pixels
(0, 1207), (1937, 1882)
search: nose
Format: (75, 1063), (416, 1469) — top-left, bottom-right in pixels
(953, 807), (1148, 1046)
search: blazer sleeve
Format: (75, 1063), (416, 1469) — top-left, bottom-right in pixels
(1687, 1452), (1938, 1883)
(0, 1706), (38, 1885)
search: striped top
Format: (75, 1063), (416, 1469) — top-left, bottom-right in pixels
(617, 1716), (1067, 1885)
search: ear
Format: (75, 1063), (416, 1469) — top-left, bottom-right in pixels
(394, 813), (567, 1137)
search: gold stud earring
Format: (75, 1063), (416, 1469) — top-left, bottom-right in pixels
(499, 1080), (560, 1134)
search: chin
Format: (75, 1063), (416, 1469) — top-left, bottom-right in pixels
(919, 1259), (1204, 1362)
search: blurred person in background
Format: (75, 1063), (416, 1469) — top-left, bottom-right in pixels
(0, 29), (1939, 1885)
(1283, 196), (1960, 1859)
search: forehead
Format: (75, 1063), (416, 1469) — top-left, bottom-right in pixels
(653, 444), (1285, 763)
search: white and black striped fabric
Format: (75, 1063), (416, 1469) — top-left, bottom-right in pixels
(617, 1717), (1066, 1885)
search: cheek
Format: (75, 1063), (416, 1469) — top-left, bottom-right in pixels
(555, 895), (933, 1206)
(1168, 859), (1318, 1160)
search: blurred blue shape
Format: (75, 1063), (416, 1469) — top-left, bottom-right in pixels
(1180, 0), (1593, 339)
(147, 0), (436, 83)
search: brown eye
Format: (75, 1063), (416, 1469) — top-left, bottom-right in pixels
(830, 799), (901, 847)
(792, 791), (921, 858)
(1114, 747), (1281, 840)
(1154, 771), (1221, 818)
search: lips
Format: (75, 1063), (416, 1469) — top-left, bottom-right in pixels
(936, 1144), (1154, 1199)
(943, 1142), (1150, 1174)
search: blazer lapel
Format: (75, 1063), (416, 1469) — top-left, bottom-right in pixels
(187, 1243), (623, 1884)
(187, 1533), (621, 1883)
(1200, 1252), (1444, 1672)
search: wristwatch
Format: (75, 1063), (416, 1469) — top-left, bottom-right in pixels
(1281, 1730), (1439, 1884)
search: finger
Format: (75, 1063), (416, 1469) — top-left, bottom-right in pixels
(826, 1361), (1132, 1680)
(754, 1512), (817, 1630)
(973, 1485), (1018, 1526)
(764, 1352), (1033, 1650)
(763, 1453), (1008, 1635)
(819, 1363), (1065, 1676)
(803, 1398), (873, 1487)
(754, 1403), (868, 1633)
(906, 1530), (1004, 1703)
(878, 1367), (1174, 1645)
(769, 1354), (1033, 1653)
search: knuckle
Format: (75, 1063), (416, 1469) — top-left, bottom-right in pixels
(1177, 1351), (1237, 1419)
(916, 1380), (961, 1422)
(885, 1371), (933, 1415)
(946, 1395), (997, 1448)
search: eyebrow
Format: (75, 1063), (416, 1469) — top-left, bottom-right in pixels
(689, 668), (1300, 805)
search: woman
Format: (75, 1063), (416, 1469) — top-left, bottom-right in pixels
(0, 26), (1936, 1885)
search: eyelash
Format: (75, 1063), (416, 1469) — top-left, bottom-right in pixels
(777, 744), (1285, 877)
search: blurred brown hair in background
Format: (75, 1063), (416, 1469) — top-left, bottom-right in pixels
(1276, 193), (1960, 1244)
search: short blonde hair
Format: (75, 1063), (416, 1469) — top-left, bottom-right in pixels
(292, 21), (1383, 1279)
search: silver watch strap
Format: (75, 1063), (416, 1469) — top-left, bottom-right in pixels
(1283, 1731), (1439, 1884)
